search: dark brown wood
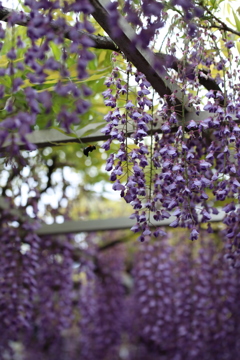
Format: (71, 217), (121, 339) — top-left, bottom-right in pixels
(89, 0), (191, 114)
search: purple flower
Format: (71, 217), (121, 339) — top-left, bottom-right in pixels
(186, 152), (194, 160)
(187, 120), (198, 130)
(188, 23), (198, 37)
(139, 155), (148, 167)
(37, 91), (52, 112)
(0, 24), (5, 39)
(142, 226), (151, 236)
(102, 139), (111, 151)
(112, 180), (125, 191)
(125, 101), (134, 109)
(173, 208), (181, 217)
(105, 162), (113, 172)
(233, 125), (240, 134)
(162, 210), (171, 219)
(136, 128), (148, 138)
(102, 88), (112, 98)
(16, 36), (24, 48)
(169, 219), (179, 228)
(133, 163), (142, 176)
(203, 102), (217, 112)
(0, 85), (5, 98)
(139, 212), (146, 222)
(7, 48), (17, 60)
(132, 111), (142, 119)
(12, 78), (23, 93)
(161, 122), (171, 133)
(124, 191), (135, 203)
(168, 199), (178, 210)
(142, 113), (153, 122)
(104, 98), (116, 107)
(225, 41), (234, 49)
(153, 211), (162, 221)
(190, 228), (199, 240)
(205, 90), (215, 99)
(110, 127), (119, 138)
(199, 160), (211, 170)
(116, 146), (127, 161)
(44, 57), (60, 70)
(131, 223), (141, 233)
(153, 228), (167, 237)
(131, 199), (142, 209)
(202, 209), (211, 221)
(223, 203), (236, 213)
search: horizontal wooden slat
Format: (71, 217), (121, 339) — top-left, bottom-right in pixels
(0, 197), (230, 235)
(36, 211), (226, 235)
(1, 110), (231, 150)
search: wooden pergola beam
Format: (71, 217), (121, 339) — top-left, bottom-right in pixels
(0, 197), (228, 235)
(89, 0), (191, 114)
(37, 211), (226, 235)
(1, 110), (230, 150)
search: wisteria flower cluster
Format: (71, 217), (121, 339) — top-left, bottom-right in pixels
(79, 242), (125, 360)
(1, 229), (239, 360)
(0, 204), (75, 359)
(0, 0), (94, 164)
(101, 24), (240, 245)
(130, 237), (240, 360)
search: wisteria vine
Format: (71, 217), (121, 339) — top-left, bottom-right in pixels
(101, 8), (240, 245)
(0, 0), (240, 357)
(1, 229), (240, 359)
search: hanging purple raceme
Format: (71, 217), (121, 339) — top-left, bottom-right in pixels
(129, 238), (240, 360)
(101, 22), (240, 247)
(23, 236), (75, 360)
(111, 0), (203, 50)
(0, 210), (41, 358)
(79, 243), (125, 360)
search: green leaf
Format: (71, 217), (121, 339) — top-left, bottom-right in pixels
(50, 42), (62, 59)
(232, 10), (240, 32)
(226, 17), (235, 27)
(236, 41), (240, 54)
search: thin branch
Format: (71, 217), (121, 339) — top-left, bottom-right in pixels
(201, 23), (240, 37)
(89, 0), (193, 114)
(202, 5), (240, 37)
(155, 53), (222, 93)
(0, 5), (223, 94)
(0, 4), (189, 112)
(39, 155), (58, 194)
(0, 5), (119, 51)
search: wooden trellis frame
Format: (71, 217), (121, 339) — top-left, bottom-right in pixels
(0, 197), (227, 234)
(0, 1), (236, 235)
(0, 110), (230, 149)
(37, 210), (226, 235)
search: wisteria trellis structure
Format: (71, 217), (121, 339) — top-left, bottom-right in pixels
(0, 0), (239, 246)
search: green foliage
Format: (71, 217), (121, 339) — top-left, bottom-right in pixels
(232, 9), (240, 31)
